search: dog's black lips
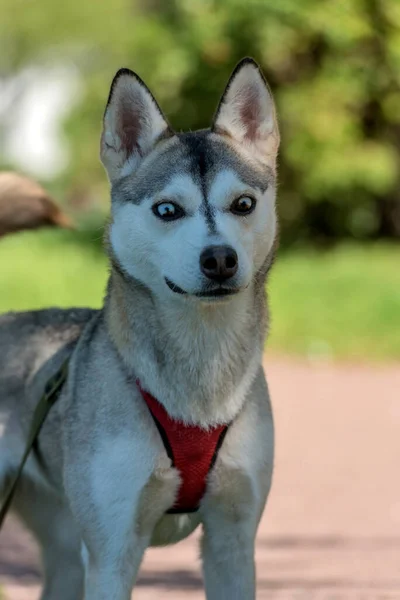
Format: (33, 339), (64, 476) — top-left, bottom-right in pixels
(165, 277), (239, 298)
(195, 288), (238, 298)
(165, 278), (187, 295)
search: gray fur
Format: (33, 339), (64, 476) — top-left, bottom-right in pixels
(0, 58), (279, 600)
(111, 131), (272, 206)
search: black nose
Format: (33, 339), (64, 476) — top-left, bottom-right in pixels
(200, 245), (238, 283)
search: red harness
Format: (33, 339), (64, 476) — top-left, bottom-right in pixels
(137, 383), (229, 513)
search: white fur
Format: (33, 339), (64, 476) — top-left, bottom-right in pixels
(208, 168), (277, 272)
(110, 168), (275, 303)
(110, 173), (208, 296)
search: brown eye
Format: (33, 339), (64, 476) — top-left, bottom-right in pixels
(230, 196), (256, 216)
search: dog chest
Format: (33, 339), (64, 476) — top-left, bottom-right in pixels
(138, 382), (230, 514)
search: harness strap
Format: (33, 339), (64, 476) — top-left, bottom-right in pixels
(0, 361), (231, 527)
(137, 381), (230, 514)
(0, 359), (69, 530)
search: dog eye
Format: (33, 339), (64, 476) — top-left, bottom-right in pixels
(230, 196), (256, 216)
(152, 201), (185, 221)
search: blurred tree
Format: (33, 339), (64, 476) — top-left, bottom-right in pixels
(0, 0), (399, 244)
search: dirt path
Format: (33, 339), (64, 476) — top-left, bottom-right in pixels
(1, 357), (400, 599)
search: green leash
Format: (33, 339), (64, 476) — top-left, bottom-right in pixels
(0, 358), (69, 530)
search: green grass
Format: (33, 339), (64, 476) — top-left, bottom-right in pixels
(1, 230), (399, 361)
(0, 229), (108, 310)
(267, 243), (400, 361)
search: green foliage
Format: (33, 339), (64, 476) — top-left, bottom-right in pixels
(0, 230), (399, 361)
(0, 0), (399, 243)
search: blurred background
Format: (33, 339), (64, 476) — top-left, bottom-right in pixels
(0, 0), (399, 361)
(1, 2), (400, 599)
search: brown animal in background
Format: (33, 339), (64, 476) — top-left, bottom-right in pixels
(0, 171), (74, 237)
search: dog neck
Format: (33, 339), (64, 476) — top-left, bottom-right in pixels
(103, 261), (270, 427)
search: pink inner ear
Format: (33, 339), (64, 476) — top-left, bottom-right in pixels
(239, 83), (262, 141)
(117, 95), (144, 157)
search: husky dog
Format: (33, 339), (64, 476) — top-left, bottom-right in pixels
(0, 58), (279, 599)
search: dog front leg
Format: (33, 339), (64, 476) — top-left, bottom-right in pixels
(201, 469), (265, 600)
(83, 536), (148, 600)
(73, 490), (150, 600)
(63, 453), (148, 599)
(64, 445), (178, 600)
(82, 458), (179, 600)
(201, 519), (256, 600)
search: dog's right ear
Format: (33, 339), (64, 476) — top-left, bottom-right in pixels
(100, 69), (173, 182)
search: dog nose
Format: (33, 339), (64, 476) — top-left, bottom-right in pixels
(200, 245), (238, 283)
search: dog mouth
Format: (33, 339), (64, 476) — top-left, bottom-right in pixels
(165, 277), (240, 299)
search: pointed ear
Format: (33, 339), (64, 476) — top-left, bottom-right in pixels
(212, 58), (279, 163)
(100, 68), (173, 182)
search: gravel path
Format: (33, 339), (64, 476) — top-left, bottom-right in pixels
(1, 357), (400, 599)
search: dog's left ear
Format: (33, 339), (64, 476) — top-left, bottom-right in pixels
(100, 68), (173, 182)
(212, 58), (279, 163)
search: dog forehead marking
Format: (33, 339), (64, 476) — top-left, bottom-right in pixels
(111, 131), (272, 223)
(180, 132), (217, 234)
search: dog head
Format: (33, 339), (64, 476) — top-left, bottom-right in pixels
(101, 58), (280, 303)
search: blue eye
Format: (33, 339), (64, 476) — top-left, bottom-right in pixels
(230, 196), (256, 215)
(152, 201), (185, 221)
